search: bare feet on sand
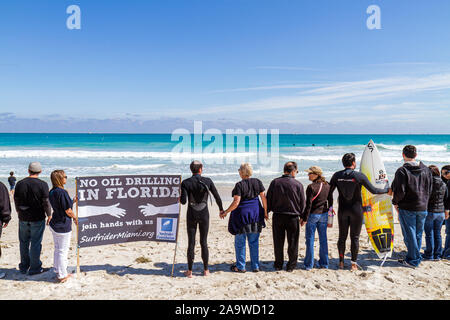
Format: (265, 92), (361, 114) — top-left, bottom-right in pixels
(57, 274), (72, 283)
(203, 270), (210, 276)
(184, 270), (193, 278)
(351, 263), (358, 272)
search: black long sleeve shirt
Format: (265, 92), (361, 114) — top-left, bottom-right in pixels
(0, 182), (11, 224)
(267, 175), (306, 216)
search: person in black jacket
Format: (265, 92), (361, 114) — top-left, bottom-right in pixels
(266, 162), (306, 272)
(301, 166), (333, 270)
(441, 166), (450, 259)
(14, 162), (52, 275)
(391, 145), (433, 268)
(329, 153), (390, 271)
(180, 161), (224, 278)
(422, 165), (448, 260)
(0, 181), (12, 279)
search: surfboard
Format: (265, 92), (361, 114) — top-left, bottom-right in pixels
(360, 140), (394, 259)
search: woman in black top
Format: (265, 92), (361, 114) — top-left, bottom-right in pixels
(221, 163), (267, 272)
(48, 170), (78, 283)
(422, 165), (448, 260)
(301, 166), (333, 270)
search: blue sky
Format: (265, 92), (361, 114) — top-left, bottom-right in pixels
(0, 0), (450, 133)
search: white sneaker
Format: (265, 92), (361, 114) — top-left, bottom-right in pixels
(0, 272), (6, 279)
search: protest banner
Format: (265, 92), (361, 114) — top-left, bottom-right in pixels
(75, 175), (182, 276)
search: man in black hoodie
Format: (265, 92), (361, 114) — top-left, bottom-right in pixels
(392, 145), (432, 268)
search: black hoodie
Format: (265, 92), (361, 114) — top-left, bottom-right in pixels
(391, 161), (433, 211)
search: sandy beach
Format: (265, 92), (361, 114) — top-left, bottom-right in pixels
(0, 186), (449, 300)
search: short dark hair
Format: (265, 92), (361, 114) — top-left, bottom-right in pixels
(402, 145), (417, 159)
(283, 161), (298, 174)
(190, 161), (203, 174)
(429, 165), (440, 177)
(342, 153), (356, 167)
(9, 171), (14, 176)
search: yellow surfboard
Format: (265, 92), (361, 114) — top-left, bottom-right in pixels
(360, 140), (394, 259)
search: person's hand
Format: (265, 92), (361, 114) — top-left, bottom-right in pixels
(219, 210), (227, 219)
(387, 188), (393, 196)
(2, 223), (7, 228)
(264, 212), (269, 221)
(46, 216), (52, 225)
(445, 211), (449, 220)
(73, 217), (78, 226)
(73, 195), (78, 203)
(300, 219), (306, 227)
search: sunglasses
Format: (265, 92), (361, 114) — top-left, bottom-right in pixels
(64, 176), (68, 179)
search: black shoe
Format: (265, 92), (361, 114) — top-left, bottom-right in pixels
(252, 269), (260, 273)
(397, 259), (416, 269)
(286, 268), (294, 272)
(28, 267), (51, 276)
(274, 267), (283, 271)
(19, 269), (28, 275)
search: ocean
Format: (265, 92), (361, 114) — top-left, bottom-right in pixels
(0, 133), (449, 189)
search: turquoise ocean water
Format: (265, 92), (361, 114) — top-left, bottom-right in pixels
(0, 134), (449, 188)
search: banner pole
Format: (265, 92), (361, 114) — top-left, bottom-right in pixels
(75, 178), (81, 277)
(171, 179), (182, 278)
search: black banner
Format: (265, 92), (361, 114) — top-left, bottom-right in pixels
(76, 175), (181, 248)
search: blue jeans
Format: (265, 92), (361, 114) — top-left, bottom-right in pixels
(443, 218), (450, 259)
(234, 232), (260, 271)
(304, 213), (329, 269)
(398, 209), (427, 267)
(423, 212), (445, 260)
(19, 220), (46, 273)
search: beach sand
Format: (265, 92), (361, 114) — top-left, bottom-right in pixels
(0, 186), (449, 300)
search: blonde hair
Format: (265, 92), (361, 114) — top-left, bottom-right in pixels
(239, 163), (253, 178)
(51, 170), (66, 189)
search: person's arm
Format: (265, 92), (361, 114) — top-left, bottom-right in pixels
(391, 169), (406, 206)
(357, 172), (389, 195)
(445, 183), (449, 219)
(208, 180), (224, 212)
(180, 181), (188, 205)
(328, 174), (337, 209)
(301, 185), (313, 222)
(0, 184), (11, 227)
(299, 184), (306, 225)
(260, 192), (268, 220)
(266, 181), (273, 214)
(223, 195), (241, 217)
(41, 183), (52, 219)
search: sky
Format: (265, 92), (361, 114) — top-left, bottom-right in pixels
(0, 0), (450, 133)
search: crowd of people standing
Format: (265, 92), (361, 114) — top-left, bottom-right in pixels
(0, 144), (449, 282)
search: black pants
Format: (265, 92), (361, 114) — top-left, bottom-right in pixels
(186, 209), (210, 271)
(272, 213), (300, 270)
(337, 208), (364, 262)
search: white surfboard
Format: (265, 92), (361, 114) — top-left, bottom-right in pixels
(360, 140), (394, 259)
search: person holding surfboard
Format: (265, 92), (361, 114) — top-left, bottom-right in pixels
(391, 145), (433, 268)
(329, 153), (391, 271)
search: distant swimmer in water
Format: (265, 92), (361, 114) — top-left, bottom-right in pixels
(312, 144), (316, 147)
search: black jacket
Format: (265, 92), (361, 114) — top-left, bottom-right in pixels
(0, 182), (11, 224)
(428, 176), (448, 213)
(180, 174), (223, 212)
(391, 162), (433, 211)
(446, 181), (450, 211)
(267, 175), (306, 216)
(301, 180), (332, 221)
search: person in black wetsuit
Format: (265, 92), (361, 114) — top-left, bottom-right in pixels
(180, 160), (224, 278)
(329, 153), (391, 271)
